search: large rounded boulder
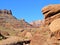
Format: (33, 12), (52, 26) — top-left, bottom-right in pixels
(49, 18), (60, 32)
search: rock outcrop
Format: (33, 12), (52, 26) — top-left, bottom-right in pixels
(30, 4), (60, 45)
(0, 9), (12, 15)
(42, 4), (60, 25)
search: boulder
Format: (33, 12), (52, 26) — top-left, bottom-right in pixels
(25, 32), (32, 40)
(49, 18), (60, 32)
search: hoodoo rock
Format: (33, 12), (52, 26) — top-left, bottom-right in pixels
(42, 4), (60, 25)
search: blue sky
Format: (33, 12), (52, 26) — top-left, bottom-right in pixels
(0, 0), (60, 22)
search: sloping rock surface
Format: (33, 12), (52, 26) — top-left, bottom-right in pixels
(0, 9), (33, 28)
